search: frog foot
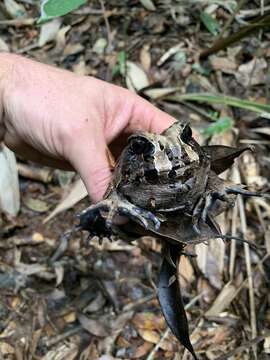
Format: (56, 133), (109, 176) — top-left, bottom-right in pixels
(79, 194), (160, 234)
(191, 191), (234, 234)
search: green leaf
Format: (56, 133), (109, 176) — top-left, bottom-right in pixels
(38, 0), (87, 23)
(118, 51), (127, 76)
(111, 51), (127, 79)
(200, 12), (220, 36)
(165, 93), (270, 118)
(202, 116), (234, 137)
(111, 64), (120, 79)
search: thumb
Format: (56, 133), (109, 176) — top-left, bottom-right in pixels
(68, 136), (112, 203)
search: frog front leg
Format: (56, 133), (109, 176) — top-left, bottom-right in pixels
(79, 191), (161, 235)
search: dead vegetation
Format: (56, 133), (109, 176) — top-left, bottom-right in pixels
(1, 1), (270, 359)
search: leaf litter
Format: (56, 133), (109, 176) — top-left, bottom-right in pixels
(1, 1), (270, 359)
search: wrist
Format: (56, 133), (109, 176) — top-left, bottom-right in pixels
(0, 53), (17, 109)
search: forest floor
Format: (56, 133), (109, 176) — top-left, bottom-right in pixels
(1, 1), (270, 359)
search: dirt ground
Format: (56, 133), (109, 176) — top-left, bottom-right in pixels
(1, 1), (270, 359)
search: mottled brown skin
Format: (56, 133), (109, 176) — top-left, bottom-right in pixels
(80, 121), (260, 237)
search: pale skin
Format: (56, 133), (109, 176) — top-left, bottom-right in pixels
(0, 53), (175, 202)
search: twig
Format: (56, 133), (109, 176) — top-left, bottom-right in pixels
(122, 294), (155, 312)
(99, 0), (112, 50)
(0, 18), (36, 27)
(215, 331), (270, 360)
(238, 194), (257, 358)
(200, 11), (270, 59)
(17, 163), (53, 183)
(146, 328), (170, 360)
(44, 325), (82, 347)
(229, 204), (238, 280)
(218, 0), (247, 38)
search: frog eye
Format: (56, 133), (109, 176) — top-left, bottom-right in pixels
(180, 124), (193, 144)
(129, 137), (154, 155)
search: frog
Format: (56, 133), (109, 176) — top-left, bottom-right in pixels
(79, 120), (256, 241)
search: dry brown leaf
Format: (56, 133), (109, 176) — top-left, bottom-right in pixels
(0, 342), (15, 354)
(79, 342), (99, 359)
(44, 178), (87, 223)
(42, 343), (78, 360)
(178, 255), (194, 288)
(210, 56), (237, 73)
(78, 313), (110, 337)
(195, 243), (223, 289)
(235, 58), (267, 87)
(132, 341), (153, 358)
(132, 312), (165, 331)
(63, 43), (84, 57)
(205, 282), (237, 317)
(64, 312), (76, 323)
(137, 328), (160, 344)
(140, 44), (151, 72)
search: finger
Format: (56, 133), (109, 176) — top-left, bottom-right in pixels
(127, 93), (176, 134)
(67, 135), (112, 203)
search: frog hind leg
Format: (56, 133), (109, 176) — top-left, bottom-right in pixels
(79, 192), (161, 235)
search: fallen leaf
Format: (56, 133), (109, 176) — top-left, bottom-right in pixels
(195, 243), (222, 289)
(132, 312), (165, 331)
(132, 341), (153, 358)
(144, 87), (181, 100)
(44, 178), (87, 223)
(4, 0), (26, 18)
(24, 197), (49, 213)
(0, 342), (15, 354)
(178, 256), (194, 288)
(0, 145), (20, 216)
(63, 43), (84, 57)
(235, 58), (267, 87)
(140, 44), (151, 72)
(157, 43), (184, 66)
(64, 312), (76, 323)
(139, 0), (156, 11)
(38, 18), (62, 47)
(264, 336), (270, 354)
(0, 37), (9, 52)
(78, 313), (109, 337)
(137, 328), (160, 344)
(205, 282), (237, 317)
(125, 61), (149, 92)
(42, 343), (78, 360)
(210, 56), (237, 73)
(93, 38), (107, 54)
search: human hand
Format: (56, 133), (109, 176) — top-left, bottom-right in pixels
(0, 54), (175, 202)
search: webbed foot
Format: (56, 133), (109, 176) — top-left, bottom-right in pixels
(79, 192), (160, 235)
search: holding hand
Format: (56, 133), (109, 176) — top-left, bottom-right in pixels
(0, 54), (174, 201)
